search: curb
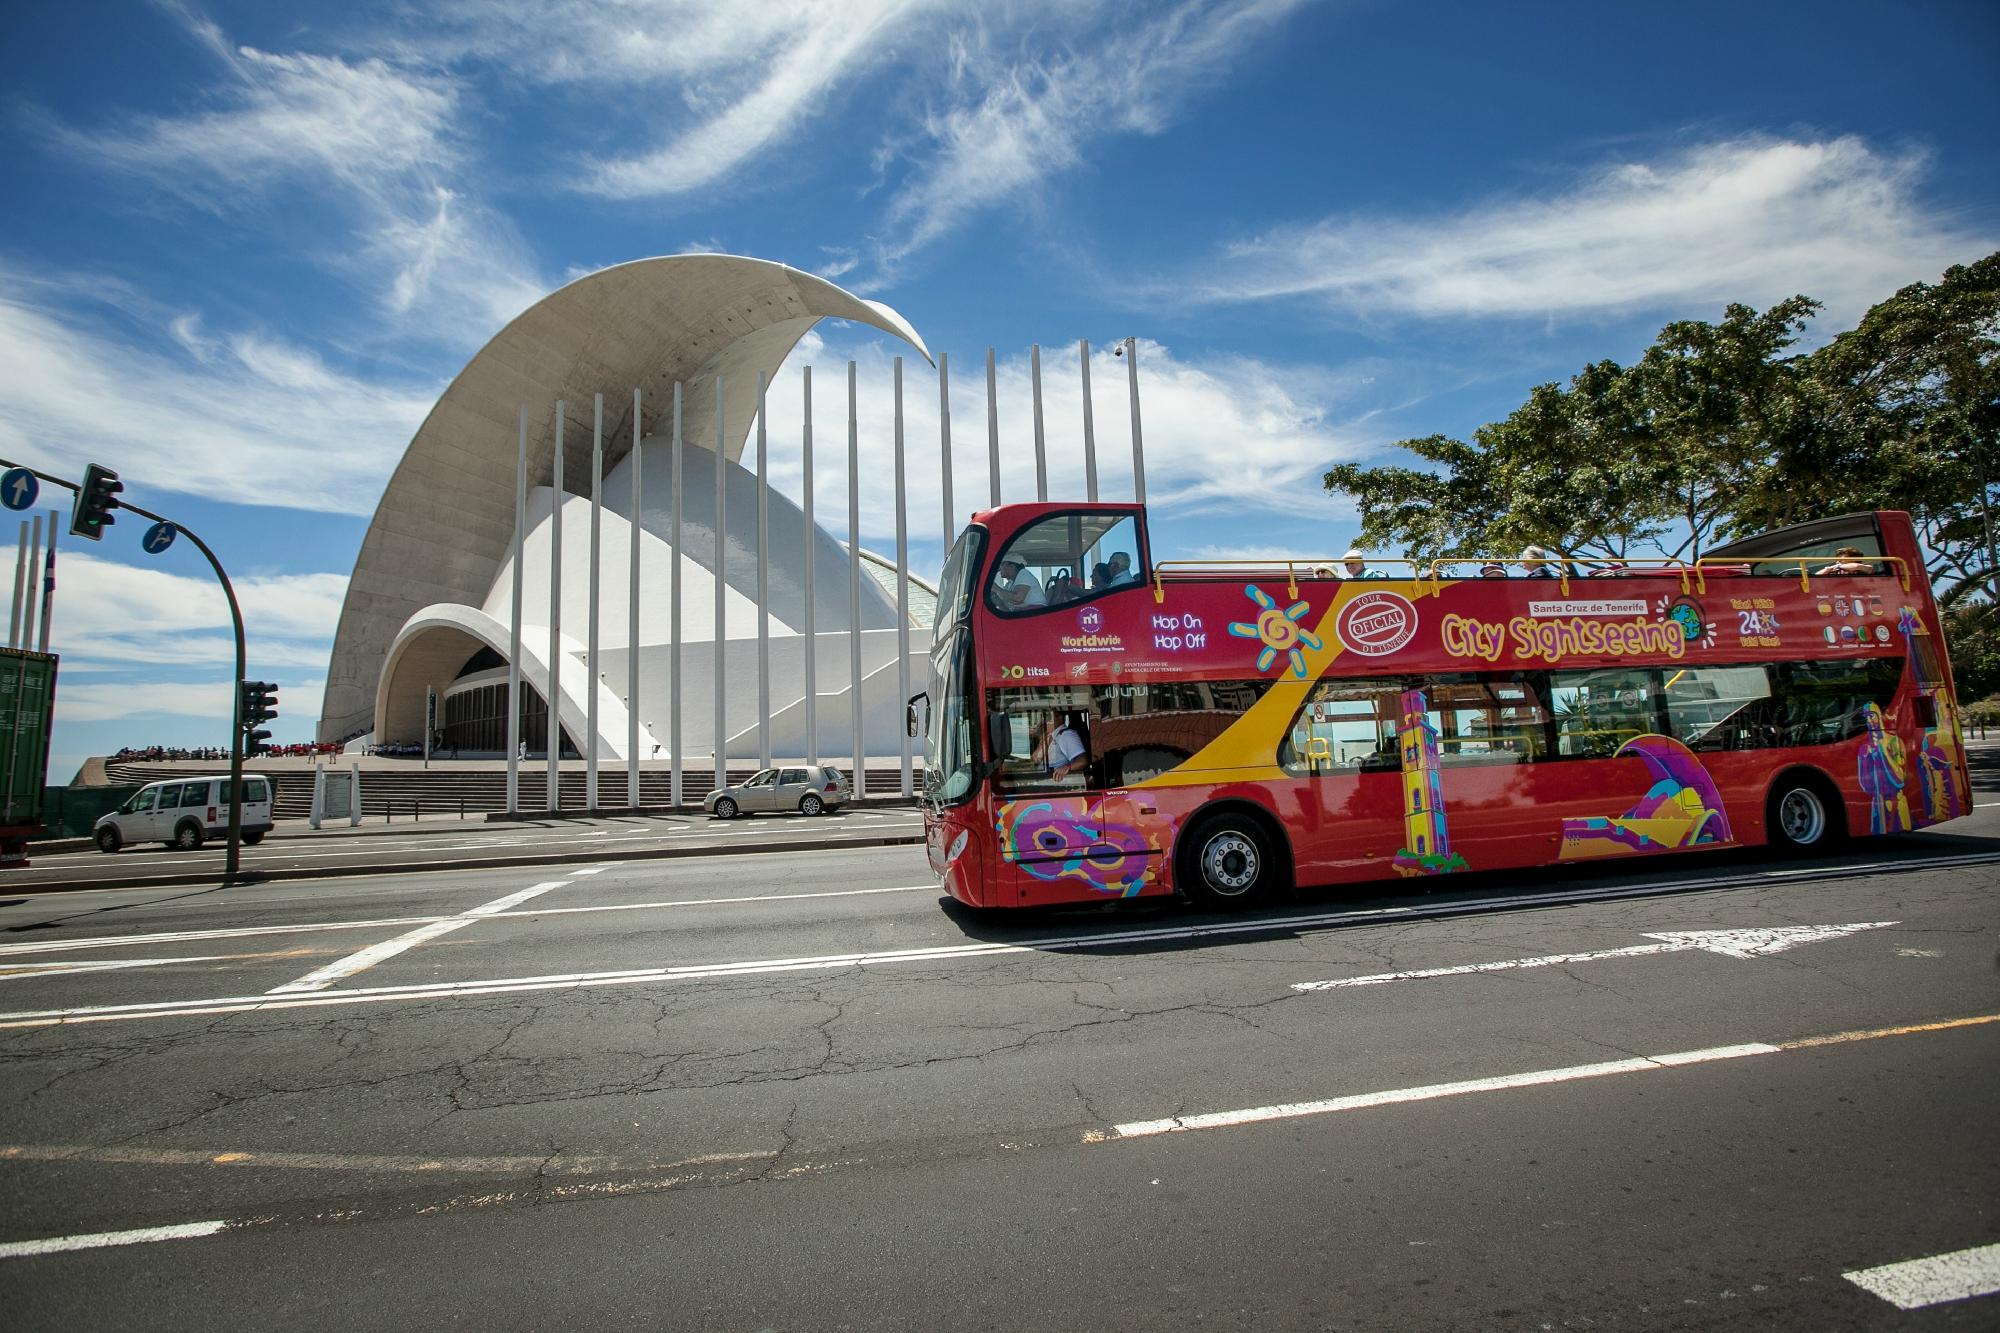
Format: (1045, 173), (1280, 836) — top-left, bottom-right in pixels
(0, 831), (928, 896)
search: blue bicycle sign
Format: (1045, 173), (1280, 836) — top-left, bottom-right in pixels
(0, 468), (38, 512)
(142, 520), (178, 554)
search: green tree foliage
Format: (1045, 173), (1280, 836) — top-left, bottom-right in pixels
(1326, 299), (1819, 562)
(1326, 253), (1998, 589)
(1735, 253), (2000, 604)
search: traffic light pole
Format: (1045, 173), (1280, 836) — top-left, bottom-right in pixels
(0, 458), (251, 882)
(120, 502), (250, 882)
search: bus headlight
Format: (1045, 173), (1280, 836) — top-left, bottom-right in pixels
(945, 829), (969, 865)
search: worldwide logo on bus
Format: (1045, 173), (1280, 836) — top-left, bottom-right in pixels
(1335, 590), (1418, 657)
(1077, 606), (1104, 634)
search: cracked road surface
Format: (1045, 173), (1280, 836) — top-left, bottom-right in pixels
(2, 801), (1997, 1329)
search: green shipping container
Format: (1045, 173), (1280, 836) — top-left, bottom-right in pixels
(0, 649), (57, 828)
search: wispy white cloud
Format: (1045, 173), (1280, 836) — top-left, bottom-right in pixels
(57, 677), (326, 725)
(0, 277), (434, 514)
(46, 551), (347, 671)
(581, 0), (929, 199)
(1196, 136), (1995, 326)
(875, 0), (1308, 268)
(47, 20), (544, 342)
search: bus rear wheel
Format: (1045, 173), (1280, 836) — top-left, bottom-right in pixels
(1181, 814), (1276, 910)
(1767, 776), (1841, 853)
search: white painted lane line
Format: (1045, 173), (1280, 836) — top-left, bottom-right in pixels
(0, 883), (938, 960)
(568, 866), (607, 876)
(0, 1220), (231, 1260)
(0, 956), (235, 981)
(266, 880), (570, 994)
(1844, 1242), (2000, 1310)
(0, 916), (445, 959)
(1291, 923), (1896, 991)
(5, 849), (1994, 1028)
(1101, 1044), (1779, 1139)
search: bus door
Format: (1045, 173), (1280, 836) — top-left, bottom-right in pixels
(1280, 679), (1409, 879)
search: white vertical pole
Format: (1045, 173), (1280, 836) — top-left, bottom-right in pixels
(1080, 339), (1098, 502)
(587, 393), (603, 811)
(803, 367), (817, 765)
(894, 358), (911, 799)
(8, 521), (26, 648)
(670, 383), (684, 808)
(938, 351), (953, 548)
(628, 388), (642, 807)
(756, 371), (771, 769)
(547, 401), (564, 812)
(1125, 338), (1147, 503)
(985, 348), (1001, 506)
(507, 407), (524, 813)
(1030, 344), (1047, 501)
(22, 517), (41, 650)
(713, 377), (727, 793)
(847, 362), (864, 795)
(35, 518), (56, 654)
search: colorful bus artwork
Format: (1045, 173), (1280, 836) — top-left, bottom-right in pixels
(915, 504), (1971, 910)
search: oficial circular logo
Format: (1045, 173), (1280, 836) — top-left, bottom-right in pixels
(1336, 590), (1417, 657)
(1077, 606), (1104, 634)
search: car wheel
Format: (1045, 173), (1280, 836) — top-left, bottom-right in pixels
(800, 793), (824, 816)
(242, 831), (265, 846)
(713, 796), (738, 820)
(1179, 813), (1277, 910)
(1767, 778), (1839, 852)
(95, 826), (122, 854)
(173, 821), (204, 851)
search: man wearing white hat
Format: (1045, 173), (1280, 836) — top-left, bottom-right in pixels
(1341, 548), (1389, 580)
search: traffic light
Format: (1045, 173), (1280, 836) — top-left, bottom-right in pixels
(239, 680), (279, 757)
(69, 463), (123, 541)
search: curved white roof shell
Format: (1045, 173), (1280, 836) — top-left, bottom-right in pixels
(319, 254), (929, 742)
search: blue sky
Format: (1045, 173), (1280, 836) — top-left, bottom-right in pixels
(2, 0), (1995, 780)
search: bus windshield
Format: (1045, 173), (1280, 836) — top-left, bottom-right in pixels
(932, 528), (986, 647)
(923, 629), (978, 805)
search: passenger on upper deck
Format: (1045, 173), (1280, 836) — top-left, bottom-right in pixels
(1341, 549), (1389, 580)
(1815, 546), (1876, 575)
(1519, 545), (1561, 579)
(1107, 551), (1139, 586)
(994, 556), (1045, 608)
(1479, 562), (1507, 578)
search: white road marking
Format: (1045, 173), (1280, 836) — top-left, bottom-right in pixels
(0, 1220), (231, 1259)
(4, 851), (1994, 1028)
(1291, 923), (1897, 991)
(0, 955), (234, 981)
(0, 884), (937, 960)
(265, 880), (570, 994)
(1844, 1242), (2000, 1310)
(1103, 1044), (1780, 1139)
(568, 866), (607, 875)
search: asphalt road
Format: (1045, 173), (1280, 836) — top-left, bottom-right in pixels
(15, 805), (927, 891)
(2, 799), (1997, 1328)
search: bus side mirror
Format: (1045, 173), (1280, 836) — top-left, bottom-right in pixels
(906, 692), (928, 738)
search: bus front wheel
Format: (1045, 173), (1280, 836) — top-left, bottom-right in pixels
(1181, 814), (1276, 910)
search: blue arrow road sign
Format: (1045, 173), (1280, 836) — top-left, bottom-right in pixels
(0, 468), (38, 512)
(142, 520), (178, 554)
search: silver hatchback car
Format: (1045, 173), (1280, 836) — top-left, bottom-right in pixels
(704, 764), (849, 819)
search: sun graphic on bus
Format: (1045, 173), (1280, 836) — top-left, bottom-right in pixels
(1227, 584), (1321, 678)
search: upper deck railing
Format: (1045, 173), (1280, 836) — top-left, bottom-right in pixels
(1148, 553), (1914, 603)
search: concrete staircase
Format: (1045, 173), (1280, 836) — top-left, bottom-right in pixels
(98, 760), (921, 821)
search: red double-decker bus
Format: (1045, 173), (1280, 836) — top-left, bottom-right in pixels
(916, 503), (1971, 909)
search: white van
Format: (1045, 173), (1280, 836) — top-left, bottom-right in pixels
(94, 775), (276, 853)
